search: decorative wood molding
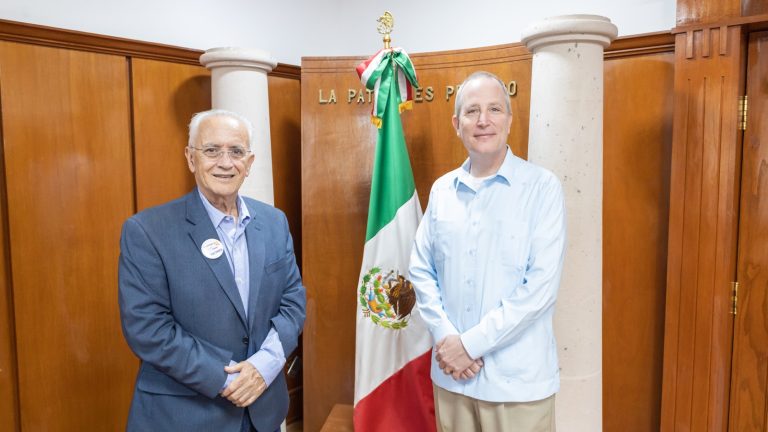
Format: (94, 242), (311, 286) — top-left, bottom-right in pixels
(303, 31), (675, 74)
(605, 31), (676, 58)
(0, 19), (300, 79)
(0, 19), (202, 64)
(272, 64), (301, 80)
(302, 43), (532, 74)
(672, 13), (768, 33)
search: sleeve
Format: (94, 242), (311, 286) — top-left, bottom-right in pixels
(409, 188), (460, 344)
(118, 217), (233, 399)
(460, 176), (567, 360)
(268, 212), (306, 358)
(246, 327), (286, 386)
(223, 327), (285, 390)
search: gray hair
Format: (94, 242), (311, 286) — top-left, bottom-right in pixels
(454, 71), (511, 117)
(188, 109), (254, 149)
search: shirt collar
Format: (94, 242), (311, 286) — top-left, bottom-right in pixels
(197, 188), (251, 228)
(455, 147), (517, 189)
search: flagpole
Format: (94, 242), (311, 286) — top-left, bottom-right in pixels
(354, 12), (436, 432)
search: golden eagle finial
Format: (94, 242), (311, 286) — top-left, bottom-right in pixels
(377, 11), (394, 49)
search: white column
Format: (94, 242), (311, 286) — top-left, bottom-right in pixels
(200, 47), (277, 205)
(521, 15), (617, 432)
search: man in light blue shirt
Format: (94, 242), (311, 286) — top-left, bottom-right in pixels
(409, 72), (566, 431)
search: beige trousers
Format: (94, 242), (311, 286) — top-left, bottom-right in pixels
(433, 384), (556, 432)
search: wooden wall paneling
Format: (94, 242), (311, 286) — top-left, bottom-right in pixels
(269, 74), (303, 268)
(0, 90), (20, 431)
(603, 49), (674, 431)
(131, 58), (210, 211)
(729, 30), (768, 432)
(0, 41), (136, 430)
(267, 73), (304, 424)
(660, 25), (745, 431)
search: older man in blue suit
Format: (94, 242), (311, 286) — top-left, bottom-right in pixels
(118, 109), (305, 431)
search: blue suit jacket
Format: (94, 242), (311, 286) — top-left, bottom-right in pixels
(118, 190), (306, 431)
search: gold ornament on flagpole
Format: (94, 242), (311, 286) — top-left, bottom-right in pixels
(377, 11), (394, 49)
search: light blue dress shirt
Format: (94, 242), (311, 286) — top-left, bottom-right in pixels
(197, 190), (285, 389)
(409, 148), (566, 402)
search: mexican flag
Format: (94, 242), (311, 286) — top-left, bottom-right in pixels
(353, 48), (435, 432)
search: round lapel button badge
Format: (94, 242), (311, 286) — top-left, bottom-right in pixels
(201, 238), (224, 259)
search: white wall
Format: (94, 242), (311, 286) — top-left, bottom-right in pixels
(1, 0), (674, 65)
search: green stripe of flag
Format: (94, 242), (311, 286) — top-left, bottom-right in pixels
(365, 60), (416, 241)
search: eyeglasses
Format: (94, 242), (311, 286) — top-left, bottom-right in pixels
(190, 146), (251, 161)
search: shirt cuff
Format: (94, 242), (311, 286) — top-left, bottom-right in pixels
(432, 320), (460, 346)
(221, 360), (238, 391)
(460, 325), (493, 360)
(248, 328), (286, 386)
(220, 328), (286, 391)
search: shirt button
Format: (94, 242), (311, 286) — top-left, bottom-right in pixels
(242, 336), (249, 345)
(466, 305), (472, 312)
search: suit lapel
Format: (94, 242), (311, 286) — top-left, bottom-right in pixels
(245, 203), (265, 329)
(185, 191), (248, 328)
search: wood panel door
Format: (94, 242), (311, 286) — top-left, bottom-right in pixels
(0, 41), (136, 431)
(660, 26), (745, 431)
(728, 30), (768, 431)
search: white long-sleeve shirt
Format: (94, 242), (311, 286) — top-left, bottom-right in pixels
(409, 148), (566, 402)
